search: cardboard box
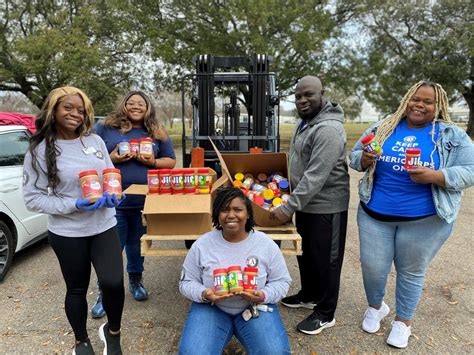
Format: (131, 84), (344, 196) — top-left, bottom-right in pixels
(124, 169), (224, 235)
(210, 139), (290, 227)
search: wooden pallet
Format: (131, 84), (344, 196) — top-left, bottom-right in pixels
(140, 223), (301, 257)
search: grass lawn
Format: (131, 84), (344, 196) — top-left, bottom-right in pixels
(166, 122), (372, 153)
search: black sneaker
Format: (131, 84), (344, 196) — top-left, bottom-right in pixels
(73, 339), (95, 355)
(297, 312), (336, 335)
(281, 294), (316, 309)
(99, 323), (122, 355)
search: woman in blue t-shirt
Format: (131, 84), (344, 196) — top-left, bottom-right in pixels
(93, 91), (176, 316)
(350, 81), (474, 349)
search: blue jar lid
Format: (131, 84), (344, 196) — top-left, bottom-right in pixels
(278, 180), (289, 190)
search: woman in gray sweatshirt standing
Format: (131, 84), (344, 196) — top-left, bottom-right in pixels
(23, 86), (124, 355)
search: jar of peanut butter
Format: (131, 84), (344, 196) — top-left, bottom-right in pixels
(183, 168), (197, 194)
(213, 268), (229, 296)
(227, 266), (244, 292)
(129, 139), (140, 154)
(159, 168), (172, 194)
(102, 168), (122, 199)
(79, 170), (103, 203)
(139, 137), (153, 158)
(147, 169), (160, 194)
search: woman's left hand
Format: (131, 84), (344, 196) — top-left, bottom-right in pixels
(135, 153), (156, 168)
(104, 192), (126, 208)
(236, 290), (265, 303)
(408, 166), (445, 187)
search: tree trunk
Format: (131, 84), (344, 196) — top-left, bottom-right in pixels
(463, 88), (474, 139)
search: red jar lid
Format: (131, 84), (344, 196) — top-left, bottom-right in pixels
(103, 168), (120, 174)
(361, 134), (375, 145)
(171, 169), (183, 174)
(147, 169), (160, 174)
(227, 266), (242, 272)
(213, 268), (228, 274)
(182, 168), (195, 174)
(129, 139), (139, 143)
(79, 170), (98, 178)
(159, 169), (171, 174)
(140, 137), (153, 142)
(244, 267), (258, 273)
(406, 148), (421, 154)
(197, 168), (209, 174)
(254, 195), (264, 206)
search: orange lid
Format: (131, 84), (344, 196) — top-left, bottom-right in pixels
(197, 168), (209, 173)
(361, 134), (375, 145)
(103, 168), (120, 174)
(129, 139), (140, 143)
(159, 168), (171, 174)
(147, 169), (160, 174)
(140, 137), (153, 142)
(227, 266), (242, 272)
(172, 169), (183, 174)
(182, 168), (195, 174)
(406, 148), (421, 154)
(79, 170), (98, 178)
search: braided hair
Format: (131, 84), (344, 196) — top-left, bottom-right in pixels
(212, 187), (255, 232)
(367, 81), (453, 185)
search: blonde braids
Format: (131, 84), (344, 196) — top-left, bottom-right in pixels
(366, 81), (453, 185)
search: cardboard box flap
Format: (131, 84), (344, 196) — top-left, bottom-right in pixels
(124, 184), (148, 195)
(143, 194), (211, 214)
(208, 137), (233, 181)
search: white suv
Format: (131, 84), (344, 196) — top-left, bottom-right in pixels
(0, 125), (47, 281)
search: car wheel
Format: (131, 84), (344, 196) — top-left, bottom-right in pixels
(0, 221), (14, 282)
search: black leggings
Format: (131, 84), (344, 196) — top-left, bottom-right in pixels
(49, 226), (124, 342)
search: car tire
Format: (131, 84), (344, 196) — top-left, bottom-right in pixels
(0, 221), (14, 282)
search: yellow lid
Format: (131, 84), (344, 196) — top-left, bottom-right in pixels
(263, 188), (274, 200)
(272, 197), (283, 207)
(234, 173), (244, 181)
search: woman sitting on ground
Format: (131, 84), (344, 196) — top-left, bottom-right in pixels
(178, 187), (292, 355)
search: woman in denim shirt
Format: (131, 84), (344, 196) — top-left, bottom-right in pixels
(349, 81), (474, 349)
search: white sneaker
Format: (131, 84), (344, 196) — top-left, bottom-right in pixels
(362, 302), (390, 333)
(387, 320), (411, 348)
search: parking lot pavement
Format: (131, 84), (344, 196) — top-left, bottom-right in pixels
(0, 170), (472, 353)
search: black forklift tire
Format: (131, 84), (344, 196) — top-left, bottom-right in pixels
(0, 221), (14, 282)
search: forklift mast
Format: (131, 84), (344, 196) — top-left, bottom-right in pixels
(181, 54), (280, 171)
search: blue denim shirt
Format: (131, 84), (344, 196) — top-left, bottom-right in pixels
(349, 120), (474, 223)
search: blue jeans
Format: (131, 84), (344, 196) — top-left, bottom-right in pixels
(179, 303), (290, 355)
(357, 206), (453, 320)
(116, 208), (146, 274)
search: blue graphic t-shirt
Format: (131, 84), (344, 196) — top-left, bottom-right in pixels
(94, 122), (176, 209)
(366, 118), (439, 217)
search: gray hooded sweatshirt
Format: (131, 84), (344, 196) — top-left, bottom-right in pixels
(281, 101), (350, 215)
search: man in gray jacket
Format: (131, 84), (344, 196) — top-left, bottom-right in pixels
(271, 75), (349, 335)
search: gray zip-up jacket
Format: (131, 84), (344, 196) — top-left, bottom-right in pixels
(281, 101), (350, 215)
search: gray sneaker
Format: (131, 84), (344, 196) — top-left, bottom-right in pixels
(73, 339), (95, 355)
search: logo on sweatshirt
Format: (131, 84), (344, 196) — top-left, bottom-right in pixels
(246, 256), (259, 267)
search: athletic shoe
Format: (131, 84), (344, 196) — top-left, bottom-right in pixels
(281, 294), (316, 309)
(99, 323), (122, 355)
(91, 289), (106, 319)
(362, 301), (390, 333)
(387, 320), (411, 348)
(297, 312), (336, 335)
(128, 273), (148, 301)
(73, 339), (95, 355)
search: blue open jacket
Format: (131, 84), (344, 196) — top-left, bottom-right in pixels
(349, 120), (474, 223)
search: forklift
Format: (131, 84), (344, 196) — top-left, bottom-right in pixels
(181, 54), (280, 173)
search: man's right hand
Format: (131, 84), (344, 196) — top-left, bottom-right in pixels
(360, 150), (378, 170)
(110, 145), (134, 164)
(270, 207), (292, 223)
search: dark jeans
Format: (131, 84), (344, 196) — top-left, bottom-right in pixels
(48, 227), (124, 342)
(116, 208), (146, 274)
(295, 210), (348, 321)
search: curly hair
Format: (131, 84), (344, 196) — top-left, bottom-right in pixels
(104, 90), (167, 141)
(212, 187), (255, 232)
(367, 81), (453, 185)
(28, 86), (94, 193)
